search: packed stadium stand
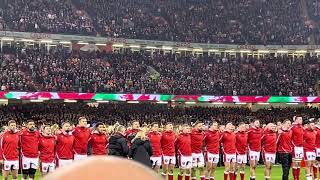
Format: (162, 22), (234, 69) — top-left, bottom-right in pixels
(0, 103), (319, 126)
(0, 46), (319, 96)
(0, 0), (318, 44)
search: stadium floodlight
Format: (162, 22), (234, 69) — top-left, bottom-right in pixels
(112, 43), (124, 47)
(77, 41), (89, 45)
(258, 50), (270, 53)
(257, 103), (270, 105)
(240, 50), (251, 53)
(21, 39), (35, 42)
(178, 48), (189, 51)
(127, 101), (139, 104)
(235, 102), (247, 105)
(286, 103), (299, 105)
(185, 102), (196, 104)
(156, 101), (168, 104)
(212, 102), (224, 105)
(193, 48), (203, 52)
(40, 39), (53, 43)
(276, 50), (288, 53)
(59, 41), (71, 44)
(0, 99), (8, 102)
(129, 45), (140, 48)
(208, 49), (219, 52)
(162, 46), (173, 50)
(315, 49), (320, 53)
(95, 43), (106, 46)
(1, 37), (14, 41)
(295, 50), (307, 53)
(145, 46), (157, 49)
(225, 50), (235, 53)
(30, 99), (44, 103)
(64, 99), (77, 103)
(97, 100), (109, 103)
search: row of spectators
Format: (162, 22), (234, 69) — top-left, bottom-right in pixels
(0, 0), (315, 45)
(0, 103), (318, 127)
(1, 0), (95, 35)
(0, 46), (319, 95)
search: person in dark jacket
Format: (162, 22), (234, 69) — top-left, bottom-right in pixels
(108, 125), (129, 157)
(129, 131), (153, 168)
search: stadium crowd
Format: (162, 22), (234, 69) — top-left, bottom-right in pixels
(0, 46), (319, 96)
(0, 0), (315, 45)
(1, 0), (95, 35)
(0, 103), (319, 126)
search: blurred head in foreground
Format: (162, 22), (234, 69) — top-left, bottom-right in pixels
(43, 156), (161, 180)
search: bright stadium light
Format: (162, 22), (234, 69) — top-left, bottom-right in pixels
(286, 103), (299, 105)
(0, 99), (8, 102)
(1, 37), (14, 41)
(59, 41), (71, 44)
(64, 99), (77, 103)
(156, 101), (168, 104)
(208, 49), (219, 52)
(21, 39), (35, 42)
(212, 102), (224, 105)
(178, 48), (189, 51)
(30, 99), (44, 103)
(276, 50), (288, 53)
(235, 102), (247, 105)
(127, 101), (139, 104)
(77, 41), (89, 45)
(185, 102), (196, 104)
(258, 50), (270, 53)
(145, 46), (157, 49)
(129, 45), (140, 48)
(162, 46), (173, 50)
(257, 103), (270, 105)
(295, 50), (307, 53)
(193, 48), (203, 52)
(97, 100), (109, 103)
(113, 44), (124, 47)
(95, 43), (106, 46)
(40, 39), (53, 43)
(240, 50), (251, 53)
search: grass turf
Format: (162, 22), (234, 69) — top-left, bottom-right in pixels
(0, 166), (309, 180)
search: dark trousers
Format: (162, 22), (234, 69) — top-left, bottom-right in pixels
(278, 153), (292, 180)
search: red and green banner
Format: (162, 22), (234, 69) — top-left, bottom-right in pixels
(0, 92), (319, 103)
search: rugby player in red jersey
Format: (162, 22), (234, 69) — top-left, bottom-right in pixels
(20, 120), (40, 180)
(0, 120), (19, 180)
(262, 123), (277, 180)
(161, 122), (176, 180)
(72, 117), (91, 161)
(39, 125), (56, 176)
(304, 118), (317, 180)
(204, 121), (220, 180)
(56, 121), (74, 168)
(235, 122), (248, 180)
(126, 120), (140, 141)
(247, 119), (263, 180)
(277, 119), (292, 180)
(147, 122), (162, 174)
(176, 124), (192, 180)
(89, 122), (108, 156)
(220, 122), (236, 180)
(315, 119), (320, 180)
(291, 115), (304, 180)
(191, 121), (205, 180)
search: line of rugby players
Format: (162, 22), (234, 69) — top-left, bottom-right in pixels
(0, 116), (319, 180)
